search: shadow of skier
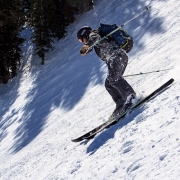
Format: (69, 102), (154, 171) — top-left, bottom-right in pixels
(86, 107), (145, 155)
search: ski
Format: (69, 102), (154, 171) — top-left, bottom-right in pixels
(71, 78), (174, 142)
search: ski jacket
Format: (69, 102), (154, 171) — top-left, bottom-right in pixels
(87, 30), (125, 61)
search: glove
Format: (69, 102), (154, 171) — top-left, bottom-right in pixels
(80, 45), (89, 56)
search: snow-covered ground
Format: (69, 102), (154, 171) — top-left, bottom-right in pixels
(0, 0), (180, 179)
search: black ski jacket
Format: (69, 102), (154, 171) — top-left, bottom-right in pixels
(87, 30), (121, 61)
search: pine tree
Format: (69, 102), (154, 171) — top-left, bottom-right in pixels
(45, 0), (67, 40)
(66, 0), (94, 13)
(0, 0), (25, 83)
(30, 0), (54, 65)
(62, 0), (76, 26)
(23, 0), (30, 11)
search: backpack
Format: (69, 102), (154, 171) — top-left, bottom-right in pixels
(98, 23), (133, 53)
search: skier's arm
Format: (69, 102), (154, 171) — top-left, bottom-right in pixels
(88, 32), (101, 47)
(80, 32), (100, 56)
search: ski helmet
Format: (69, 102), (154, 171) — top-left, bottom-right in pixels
(77, 26), (92, 41)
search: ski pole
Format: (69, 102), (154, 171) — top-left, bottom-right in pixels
(121, 6), (151, 27)
(123, 68), (171, 78)
(88, 6), (151, 50)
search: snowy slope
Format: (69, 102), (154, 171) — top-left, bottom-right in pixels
(0, 0), (180, 179)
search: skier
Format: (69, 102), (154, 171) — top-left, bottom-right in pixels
(77, 26), (136, 118)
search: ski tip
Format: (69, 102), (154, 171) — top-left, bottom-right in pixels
(169, 78), (174, 83)
(71, 138), (80, 142)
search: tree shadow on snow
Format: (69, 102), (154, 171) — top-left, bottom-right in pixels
(0, 28), (32, 149)
(9, 42), (105, 153)
(0, 81), (21, 143)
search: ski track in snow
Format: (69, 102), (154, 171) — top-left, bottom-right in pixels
(0, 0), (180, 179)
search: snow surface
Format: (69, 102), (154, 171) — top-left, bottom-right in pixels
(0, 0), (180, 179)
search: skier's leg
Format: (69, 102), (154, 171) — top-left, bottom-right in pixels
(106, 50), (136, 116)
(105, 78), (125, 115)
(105, 78), (121, 104)
(106, 50), (135, 100)
(111, 78), (135, 100)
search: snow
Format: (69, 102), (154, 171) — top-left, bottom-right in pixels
(0, 0), (180, 179)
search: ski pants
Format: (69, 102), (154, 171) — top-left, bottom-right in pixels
(105, 50), (135, 105)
